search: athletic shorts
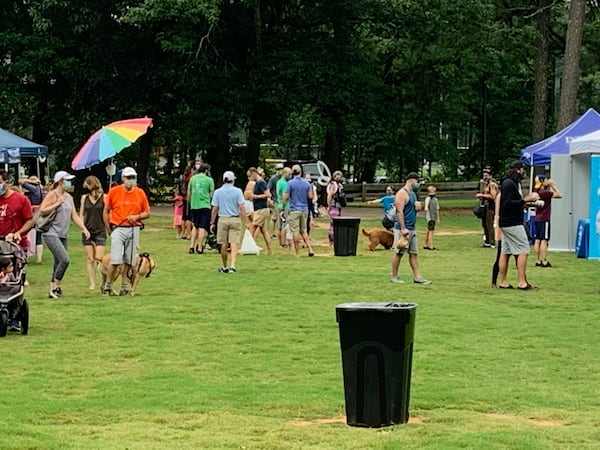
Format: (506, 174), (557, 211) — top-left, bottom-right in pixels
(110, 226), (140, 266)
(392, 228), (418, 255)
(191, 208), (211, 230)
(216, 216), (241, 245)
(534, 221), (550, 241)
(427, 220), (436, 231)
(501, 225), (530, 255)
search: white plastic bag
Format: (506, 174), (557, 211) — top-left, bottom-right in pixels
(239, 229), (262, 255)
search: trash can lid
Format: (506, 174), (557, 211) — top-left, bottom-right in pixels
(336, 302), (417, 312)
(332, 217), (361, 221)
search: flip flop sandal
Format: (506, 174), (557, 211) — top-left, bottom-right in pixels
(518, 284), (538, 291)
(498, 285), (514, 289)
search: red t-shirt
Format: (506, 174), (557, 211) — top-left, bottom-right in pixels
(0, 190), (33, 248)
(534, 189), (554, 222)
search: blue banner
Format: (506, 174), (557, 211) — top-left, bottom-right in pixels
(589, 155), (600, 259)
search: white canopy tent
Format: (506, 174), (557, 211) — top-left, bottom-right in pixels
(550, 130), (600, 252)
(569, 129), (600, 156)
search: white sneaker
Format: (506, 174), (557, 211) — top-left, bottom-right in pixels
(390, 277), (404, 284)
(414, 278), (432, 285)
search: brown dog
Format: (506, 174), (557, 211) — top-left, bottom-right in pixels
(362, 228), (395, 251)
(98, 252), (156, 296)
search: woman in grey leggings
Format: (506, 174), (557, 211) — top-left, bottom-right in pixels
(38, 171), (90, 298)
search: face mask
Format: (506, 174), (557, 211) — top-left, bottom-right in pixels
(0, 183), (6, 196)
(124, 179), (137, 188)
(195, 165), (201, 170)
(63, 180), (72, 189)
(412, 182), (421, 192)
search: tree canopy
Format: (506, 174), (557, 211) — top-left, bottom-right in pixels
(1, 0), (598, 187)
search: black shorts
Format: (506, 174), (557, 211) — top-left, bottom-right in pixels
(427, 220), (436, 231)
(534, 221), (550, 241)
(82, 232), (107, 246)
(191, 208), (211, 230)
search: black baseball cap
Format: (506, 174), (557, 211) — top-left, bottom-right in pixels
(405, 172), (420, 181)
(510, 160), (524, 169)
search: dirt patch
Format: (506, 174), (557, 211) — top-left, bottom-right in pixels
(486, 413), (564, 427)
(409, 416), (425, 424)
(291, 417), (346, 426)
(435, 230), (479, 236)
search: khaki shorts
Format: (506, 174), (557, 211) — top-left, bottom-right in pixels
(216, 216), (241, 245)
(252, 208), (270, 228)
(288, 211), (308, 234)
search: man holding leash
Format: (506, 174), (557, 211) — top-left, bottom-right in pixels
(102, 167), (151, 296)
(390, 172), (431, 285)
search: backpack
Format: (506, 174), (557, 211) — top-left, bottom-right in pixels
(333, 184), (347, 207)
(381, 206), (397, 229)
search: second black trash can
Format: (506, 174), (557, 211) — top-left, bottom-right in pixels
(336, 302), (417, 427)
(332, 217), (361, 256)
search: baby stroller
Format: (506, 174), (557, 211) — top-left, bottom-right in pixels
(0, 239), (29, 336)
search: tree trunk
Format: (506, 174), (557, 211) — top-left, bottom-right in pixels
(557, 0), (586, 130)
(532, 0), (553, 141)
(246, 122), (261, 171)
(206, 120), (230, 186)
(322, 124), (343, 173)
(137, 126), (153, 190)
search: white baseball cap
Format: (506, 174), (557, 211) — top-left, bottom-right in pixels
(53, 171), (75, 183)
(122, 167), (137, 177)
(223, 171), (236, 181)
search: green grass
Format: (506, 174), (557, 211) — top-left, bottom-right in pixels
(2, 210), (599, 449)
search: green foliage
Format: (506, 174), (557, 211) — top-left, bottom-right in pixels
(0, 0), (596, 186)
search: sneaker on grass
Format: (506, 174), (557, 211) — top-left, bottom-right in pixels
(228, 267), (237, 273)
(218, 267), (229, 273)
(413, 278), (431, 285)
(390, 277), (404, 284)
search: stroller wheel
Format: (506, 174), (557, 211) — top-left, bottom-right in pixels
(19, 299), (29, 335)
(0, 310), (7, 337)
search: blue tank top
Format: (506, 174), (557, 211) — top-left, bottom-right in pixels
(403, 188), (417, 230)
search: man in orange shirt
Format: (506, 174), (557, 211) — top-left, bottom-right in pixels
(102, 167), (151, 295)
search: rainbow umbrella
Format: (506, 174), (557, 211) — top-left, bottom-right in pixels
(71, 117), (153, 170)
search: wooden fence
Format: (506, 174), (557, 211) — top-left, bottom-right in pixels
(342, 181), (481, 202)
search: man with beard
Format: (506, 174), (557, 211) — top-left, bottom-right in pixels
(497, 161), (539, 290)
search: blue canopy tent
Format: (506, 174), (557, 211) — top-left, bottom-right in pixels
(519, 108), (600, 167)
(0, 127), (49, 180)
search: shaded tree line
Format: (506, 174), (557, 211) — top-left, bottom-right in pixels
(0, 0), (597, 190)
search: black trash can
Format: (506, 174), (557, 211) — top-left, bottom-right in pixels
(336, 302), (417, 427)
(332, 217), (361, 256)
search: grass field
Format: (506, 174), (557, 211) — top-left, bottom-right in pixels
(2, 207), (599, 449)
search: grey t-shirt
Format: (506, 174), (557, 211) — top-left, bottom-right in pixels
(44, 193), (75, 238)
